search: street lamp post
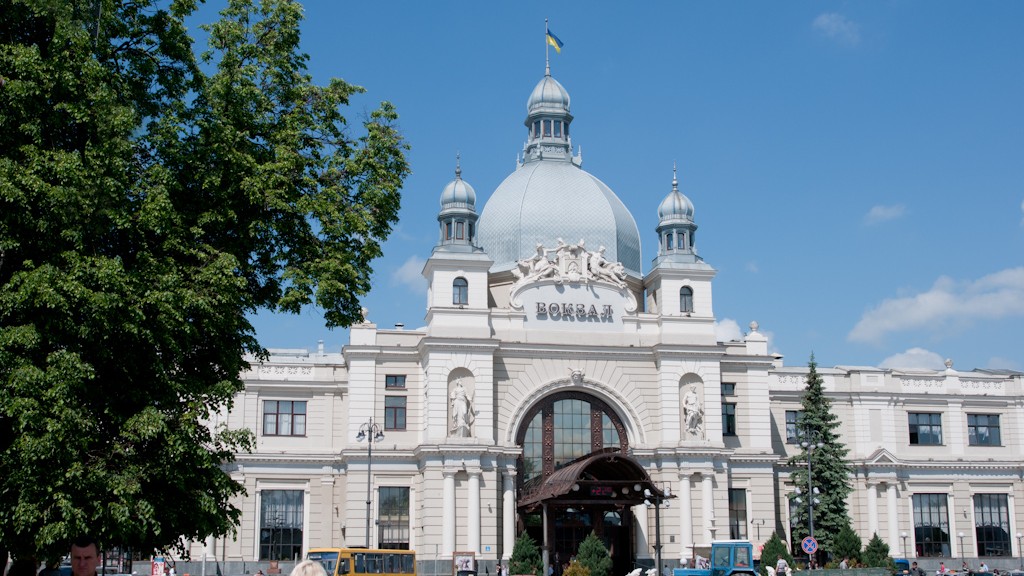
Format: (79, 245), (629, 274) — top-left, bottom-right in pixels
(901, 532), (908, 558)
(957, 532), (965, 560)
(357, 417), (385, 549)
(794, 436), (824, 568)
(1016, 532), (1023, 571)
(644, 484), (672, 575)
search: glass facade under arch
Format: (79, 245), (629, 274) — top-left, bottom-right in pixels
(516, 391), (628, 485)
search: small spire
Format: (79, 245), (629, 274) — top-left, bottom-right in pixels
(672, 162), (679, 192)
(455, 152), (462, 179)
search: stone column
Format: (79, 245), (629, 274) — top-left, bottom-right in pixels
(469, 469), (482, 554)
(503, 469), (517, 561)
(866, 482), (879, 537)
(886, 483), (900, 555)
(702, 474), (715, 543)
(678, 473), (693, 562)
(443, 470), (457, 557)
(636, 502), (650, 560)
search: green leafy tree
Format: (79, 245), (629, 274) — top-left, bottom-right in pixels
(787, 354), (853, 555)
(509, 532), (543, 576)
(862, 533), (896, 569)
(0, 0), (409, 561)
(576, 531), (612, 576)
(832, 524), (862, 565)
(758, 531), (795, 576)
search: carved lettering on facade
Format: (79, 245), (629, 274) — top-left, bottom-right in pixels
(536, 301), (615, 322)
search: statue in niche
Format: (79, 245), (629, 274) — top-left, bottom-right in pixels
(449, 379), (473, 437)
(683, 384), (704, 438)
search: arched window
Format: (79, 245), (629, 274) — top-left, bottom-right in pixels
(516, 391), (627, 485)
(680, 286), (694, 313)
(452, 277), (468, 306)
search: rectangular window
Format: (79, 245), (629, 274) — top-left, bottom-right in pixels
(729, 488), (748, 539)
(385, 375), (406, 389)
(384, 396), (407, 431)
(974, 494), (1011, 557)
(445, 222), (452, 240)
(533, 120), (541, 138)
(259, 489), (304, 561)
(967, 414), (1001, 446)
(786, 410), (804, 444)
(722, 403), (737, 436)
(554, 121), (562, 137)
(456, 221), (464, 240)
(378, 487), (411, 550)
(908, 412), (942, 445)
(263, 400), (307, 436)
(543, 120), (552, 137)
(912, 493), (950, 557)
(721, 383), (736, 396)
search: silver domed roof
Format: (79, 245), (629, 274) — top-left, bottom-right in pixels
(658, 170), (693, 222)
(440, 164), (476, 210)
(527, 74), (570, 116)
(478, 161), (641, 276)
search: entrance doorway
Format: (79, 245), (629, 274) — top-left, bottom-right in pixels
(521, 504), (634, 576)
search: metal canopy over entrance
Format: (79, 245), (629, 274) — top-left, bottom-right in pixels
(519, 448), (666, 510)
(517, 449), (669, 576)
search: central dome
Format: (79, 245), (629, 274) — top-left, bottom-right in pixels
(478, 157), (641, 277)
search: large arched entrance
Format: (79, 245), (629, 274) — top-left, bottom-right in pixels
(515, 392), (663, 576)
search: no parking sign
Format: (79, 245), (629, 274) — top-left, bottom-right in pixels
(801, 537), (818, 555)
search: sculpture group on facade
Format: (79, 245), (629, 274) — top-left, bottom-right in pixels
(512, 238), (627, 288)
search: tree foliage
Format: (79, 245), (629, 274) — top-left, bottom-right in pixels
(787, 354), (853, 555)
(576, 532), (612, 576)
(0, 0), (409, 560)
(758, 532), (794, 576)
(563, 561), (590, 576)
(510, 532), (543, 576)
(862, 533), (896, 569)
(832, 524), (863, 565)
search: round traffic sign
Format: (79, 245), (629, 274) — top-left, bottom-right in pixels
(801, 536), (818, 554)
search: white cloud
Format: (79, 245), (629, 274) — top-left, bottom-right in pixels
(715, 318), (743, 342)
(848, 267), (1024, 343)
(391, 256), (427, 294)
(879, 347), (946, 370)
(864, 204), (906, 225)
(813, 13), (861, 46)
(986, 356), (1021, 371)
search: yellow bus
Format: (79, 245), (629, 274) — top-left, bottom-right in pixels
(307, 548), (416, 576)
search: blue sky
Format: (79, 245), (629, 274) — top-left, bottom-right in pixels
(199, 2), (1024, 371)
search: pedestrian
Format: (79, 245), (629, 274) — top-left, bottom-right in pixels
(839, 558), (849, 570)
(496, 565), (503, 576)
(910, 562), (926, 576)
(71, 536), (102, 576)
(289, 561), (327, 576)
(255, 571), (264, 576)
(978, 563), (989, 573)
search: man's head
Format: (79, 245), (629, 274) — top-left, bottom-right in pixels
(912, 563), (918, 569)
(71, 535), (100, 576)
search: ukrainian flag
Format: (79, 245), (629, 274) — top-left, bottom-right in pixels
(546, 30), (564, 53)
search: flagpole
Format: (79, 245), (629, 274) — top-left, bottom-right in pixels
(545, 18), (550, 75)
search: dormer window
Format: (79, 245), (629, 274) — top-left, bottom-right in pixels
(543, 120), (552, 137)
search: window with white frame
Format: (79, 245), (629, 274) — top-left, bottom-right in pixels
(453, 277), (468, 306)
(967, 414), (1001, 446)
(785, 410), (804, 444)
(912, 493), (950, 557)
(259, 489), (304, 560)
(378, 487), (411, 550)
(263, 400), (306, 436)
(974, 494), (1011, 557)
(908, 412), (942, 445)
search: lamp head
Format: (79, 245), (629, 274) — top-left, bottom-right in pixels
(356, 430), (366, 441)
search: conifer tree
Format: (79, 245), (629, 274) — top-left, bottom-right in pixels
(832, 524), (863, 565)
(576, 532), (613, 576)
(862, 533), (896, 569)
(510, 532), (543, 576)
(787, 354), (853, 555)
(758, 532), (795, 576)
